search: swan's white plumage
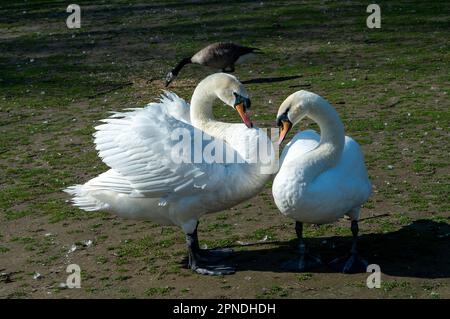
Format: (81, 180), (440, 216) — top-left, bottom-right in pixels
(93, 93), (216, 198)
(65, 75), (274, 234)
(278, 129), (319, 166)
(274, 129), (371, 224)
(272, 91), (371, 225)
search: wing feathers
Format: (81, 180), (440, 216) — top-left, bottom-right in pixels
(92, 92), (220, 198)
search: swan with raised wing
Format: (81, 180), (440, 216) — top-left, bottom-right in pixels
(272, 90), (372, 273)
(65, 73), (275, 275)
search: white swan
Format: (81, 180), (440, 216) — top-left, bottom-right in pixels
(272, 90), (372, 273)
(65, 73), (275, 275)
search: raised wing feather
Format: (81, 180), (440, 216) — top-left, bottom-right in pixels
(93, 92), (226, 198)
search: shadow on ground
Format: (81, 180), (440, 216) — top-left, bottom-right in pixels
(183, 220), (450, 279)
(242, 75), (301, 85)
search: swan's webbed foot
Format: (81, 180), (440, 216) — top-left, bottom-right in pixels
(189, 251), (236, 276)
(282, 221), (322, 272)
(329, 220), (368, 274)
(197, 247), (234, 263)
(185, 224), (235, 276)
(191, 262), (236, 276)
(329, 252), (368, 274)
(282, 251), (322, 272)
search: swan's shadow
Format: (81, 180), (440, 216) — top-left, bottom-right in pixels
(183, 220), (450, 278)
(241, 75), (301, 85)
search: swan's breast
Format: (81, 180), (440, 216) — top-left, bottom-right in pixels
(273, 133), (371, 224)
(272, 162), (307, 216)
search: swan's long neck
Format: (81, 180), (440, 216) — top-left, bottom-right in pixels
(300, 100), (345, 182)
(189, 76), (273, 195)
(190, 78), (228, 138)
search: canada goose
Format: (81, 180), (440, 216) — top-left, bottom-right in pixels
(65, 73), (275, 275)
(165, 42), (261, 87)
(272, 91), (372, 273)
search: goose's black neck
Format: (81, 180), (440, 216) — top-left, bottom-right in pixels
(171, 57), (192, 76)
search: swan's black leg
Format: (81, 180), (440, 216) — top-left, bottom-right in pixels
(329, 220), (368, 273)
(282, 221), (322, 271)
(186, 223), (235, 276)
(192, 222), (233, 261)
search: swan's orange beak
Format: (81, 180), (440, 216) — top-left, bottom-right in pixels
(235, 103), (253, 128)
(278, 120), (292, 144)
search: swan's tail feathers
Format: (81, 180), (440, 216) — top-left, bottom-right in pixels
(64, 169), (134, 212)
(64, 185), (109, 212)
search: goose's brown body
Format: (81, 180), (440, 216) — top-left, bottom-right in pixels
(191, 42), (257, 70)
(165, 42), (260, 86)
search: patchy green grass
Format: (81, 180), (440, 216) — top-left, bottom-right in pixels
(381, 280), (411, 293)
(145, 286), (175, 297)
(0, 0), (448, 299)
(256, 285), (290, 299)
(297, 273), (313, 282)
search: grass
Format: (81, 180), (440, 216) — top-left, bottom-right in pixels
(145, 286), (175, 297)
(297, 273), (313, 282)
(0, 246), (10, 253)
(0, 0), (448, 299)
(381, 280), (411, 293)
(256, 285), (290, 299)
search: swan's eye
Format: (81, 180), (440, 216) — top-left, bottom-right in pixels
(276, 111), (289, 127)
(233, 92), (250, 111)
(277, 108), (290, 125)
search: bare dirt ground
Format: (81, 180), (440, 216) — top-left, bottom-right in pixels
(0, 1), (449, 298)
